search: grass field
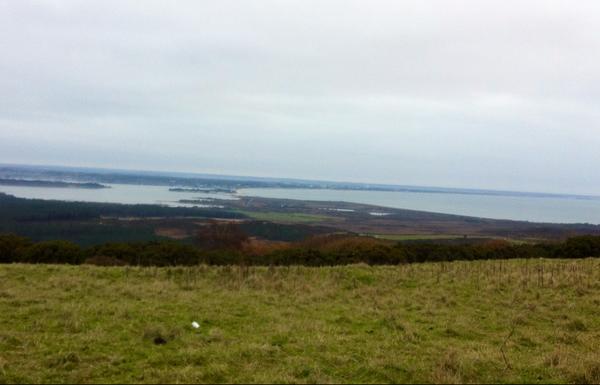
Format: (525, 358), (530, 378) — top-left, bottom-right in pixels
(366, 234), (538, 245)
(237, 210), (334, 223)
(368, 234), (467, 241)
(1, 260), (599, 384)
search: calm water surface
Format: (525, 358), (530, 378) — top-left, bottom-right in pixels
(237, 188), (600, 224)
(2, 184), (600, 224)
(0, 184), (237, 208)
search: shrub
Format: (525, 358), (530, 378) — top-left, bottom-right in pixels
(2, 233), (600, 267)
(0, 234), (31, 263)
(20, 240), (84, 264)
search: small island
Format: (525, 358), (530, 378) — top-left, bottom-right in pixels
(0, 178), (110, 189)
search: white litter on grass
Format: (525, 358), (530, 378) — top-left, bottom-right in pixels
(191, 321), (200, 329)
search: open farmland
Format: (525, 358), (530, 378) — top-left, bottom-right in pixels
(0, 259), (598, 384)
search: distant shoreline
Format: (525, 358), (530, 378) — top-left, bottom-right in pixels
(0, 178), (109, 189)
(2, 163), (599, 200)
(169, 187), (236, 194)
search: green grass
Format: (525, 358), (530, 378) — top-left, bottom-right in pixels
(0, 259), (599, 383)
(237, 210), (333, 223)
(367, 234), (533, 244)
(368, 234), (467, 241)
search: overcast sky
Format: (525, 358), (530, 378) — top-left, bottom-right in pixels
(1, 1), (599, 194)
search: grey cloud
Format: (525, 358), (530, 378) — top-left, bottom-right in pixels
(1, 0), (600, 194)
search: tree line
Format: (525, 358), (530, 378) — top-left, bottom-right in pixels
(2, 232), (600, 267)
(0, 193), (245, 222)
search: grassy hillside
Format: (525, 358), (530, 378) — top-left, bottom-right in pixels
(0, 260), (599, 383)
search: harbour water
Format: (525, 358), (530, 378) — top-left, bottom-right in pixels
(1, 184), (600, 224)
(0, 184), (237, 208)
(237, 188), (600, 224)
